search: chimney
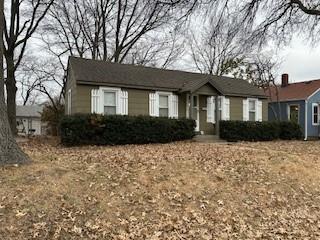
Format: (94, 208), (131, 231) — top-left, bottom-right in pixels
(281, 74), (289, 87)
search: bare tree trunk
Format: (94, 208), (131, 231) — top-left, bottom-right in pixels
(5, 54), (17, 134)
(0, 0), (30, 165)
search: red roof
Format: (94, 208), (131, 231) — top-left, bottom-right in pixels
(268, 79), (320, 102)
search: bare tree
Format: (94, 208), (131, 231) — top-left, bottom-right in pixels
(126, 30), (185, 68)
(34, 0), (193, 106)
(0, 0), (30, 165)
(240, 0), (320, 45)
(186, 2), (252, 76)
(3, 0), (54, 134)
(245, 55), (282, 120)
(44, 0), (191, 62)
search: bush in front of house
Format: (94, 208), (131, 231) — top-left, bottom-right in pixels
(278, 121), (303, 140)
(60, 114), (196, 146)
(220, 120), (302, 142)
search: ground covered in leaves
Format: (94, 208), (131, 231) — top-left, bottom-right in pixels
(1, 139), (320, 239)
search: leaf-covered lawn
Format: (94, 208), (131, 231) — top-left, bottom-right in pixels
(0, 139), (320, 239)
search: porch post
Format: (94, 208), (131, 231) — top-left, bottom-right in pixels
(215, 95), (220, 136)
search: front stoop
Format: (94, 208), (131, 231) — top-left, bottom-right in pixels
(193, 135), (226, 143)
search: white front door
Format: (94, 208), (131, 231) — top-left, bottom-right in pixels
(192, 95), (200, 131)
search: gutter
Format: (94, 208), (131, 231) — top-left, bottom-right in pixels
(304, 99), (308, 141)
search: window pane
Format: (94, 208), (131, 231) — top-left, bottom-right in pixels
(104, 106), (116, 115)
(249, 112), (256, 121)
(159, 108), (169, 117)
(314, 114), (318, 124)
(314, 105), (318, 114)
(249, 100), (256, 111)
(193, 96), (198, 107)
(159, 95), (168, 108)
(104, 92), (116, 106)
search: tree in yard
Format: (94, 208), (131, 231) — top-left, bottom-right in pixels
(42, 0), (192, 63)
(0, 0), (30, 165)
(3, 0), (54, 134)
(186, 1), (253, 76)
(240, 0), (320, 45)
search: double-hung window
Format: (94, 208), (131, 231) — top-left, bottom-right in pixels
(103, 91), (117, 115)
(159, 94), (169, 117)
(312, 103), (319, 125)
(248, 99), (256, 121)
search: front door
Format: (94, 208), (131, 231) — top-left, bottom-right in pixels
(192, 95), (200, 131)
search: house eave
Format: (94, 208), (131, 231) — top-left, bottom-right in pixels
(76, 80), (179, 92)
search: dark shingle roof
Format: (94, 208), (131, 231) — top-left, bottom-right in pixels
(69, 57), (266, 98)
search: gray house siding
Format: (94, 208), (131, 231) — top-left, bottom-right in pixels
(306, 90), (320, 137)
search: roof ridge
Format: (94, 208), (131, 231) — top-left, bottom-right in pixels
(69, 56), (241, 81)
(274, 78), (320, 86)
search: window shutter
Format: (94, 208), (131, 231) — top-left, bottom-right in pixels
(224, 97), (230, 120)
(149, 93), (158, 117)
(91, 89), (100, 114)
(170, 95), (179, 118)
(207, 96), (215, 123)
(67, 89), (72, 115)
(120, 91), (128, 115)
(243, 99), (249, 121)
(257, 100), (263, 122)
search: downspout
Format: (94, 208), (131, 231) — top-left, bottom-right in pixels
(304, 100), (308, 141)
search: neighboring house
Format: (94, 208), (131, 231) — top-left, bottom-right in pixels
(268, 74), (320, 140)
(16, 105), (44, 136)
(65, 57), (268, 135)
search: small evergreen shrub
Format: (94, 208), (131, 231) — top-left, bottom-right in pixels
(60, 114), (196, 146)
(220, 120), (302, 142)
(278, 121), (303, 140)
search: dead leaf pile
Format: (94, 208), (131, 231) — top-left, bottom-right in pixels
(0, 139), (319, 239)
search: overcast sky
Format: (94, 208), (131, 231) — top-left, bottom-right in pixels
(278, 37), (320, 84)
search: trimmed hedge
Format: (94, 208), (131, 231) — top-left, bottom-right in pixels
(60, 114), (196, 146)
(220, 120), (303, 142)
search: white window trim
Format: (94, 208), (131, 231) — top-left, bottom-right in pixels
(100, 87), (121, 115)
(248, 98), (258, 121)
(67, 89), (72, 115)
(156, 91), (176, 118)
(312, 103), (319, 126)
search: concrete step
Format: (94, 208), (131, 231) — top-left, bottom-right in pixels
(193, 135), (226, 143)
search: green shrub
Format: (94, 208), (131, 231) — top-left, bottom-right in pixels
(278, 121), (303, 140)
(220, 120), (302, 142)
(60, 114), (196, 146)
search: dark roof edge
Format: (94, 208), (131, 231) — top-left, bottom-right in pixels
(77, 80), (179, 92)
(225, 93), (268, 99)
(269, 98), (305, 103)
(78, 80), (267, 98)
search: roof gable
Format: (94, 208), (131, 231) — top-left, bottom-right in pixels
(68, 57), (266, 98)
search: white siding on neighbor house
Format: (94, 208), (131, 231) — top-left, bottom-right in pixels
(17, 118), (42, 135)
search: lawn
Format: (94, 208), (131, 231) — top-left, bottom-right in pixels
(0, 139), (320, 239)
